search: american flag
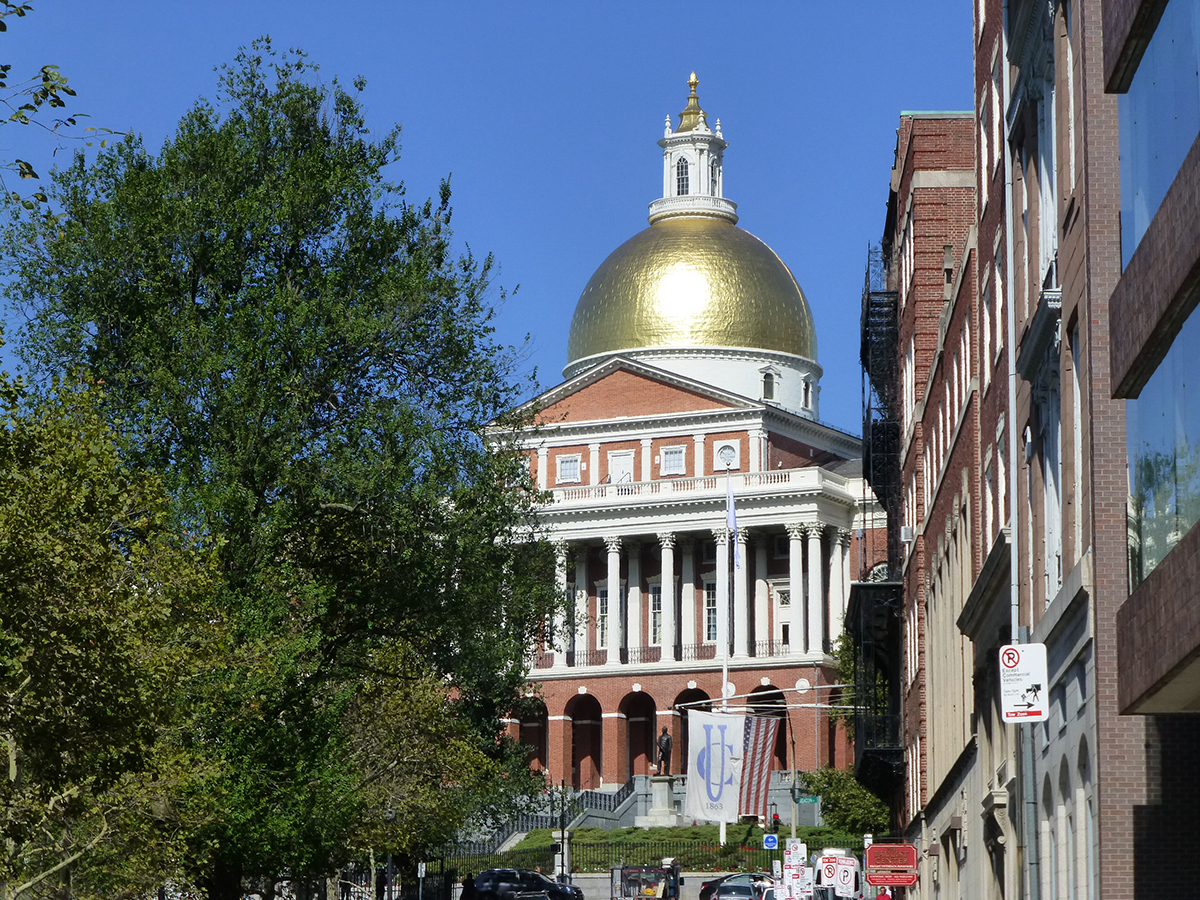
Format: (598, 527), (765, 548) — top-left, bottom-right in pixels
(737, 714), (780, 818)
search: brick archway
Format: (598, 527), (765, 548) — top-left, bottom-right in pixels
(619, 691), (658, 778)
(673, 687), (712, 776)
(565, 693), (603, 790)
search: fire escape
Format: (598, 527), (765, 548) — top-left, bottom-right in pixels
(847, 243), (904, 799)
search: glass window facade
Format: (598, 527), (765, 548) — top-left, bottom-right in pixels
(1119, 0), (1200, 268)
(1127, 301), (1200, 586)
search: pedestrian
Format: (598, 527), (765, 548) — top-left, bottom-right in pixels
(462, 873), (478, 900)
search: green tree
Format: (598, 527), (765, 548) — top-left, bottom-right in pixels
(796, 767), (889, 836)
(2, 39), (558, 897)
(0, 375), (217, 899)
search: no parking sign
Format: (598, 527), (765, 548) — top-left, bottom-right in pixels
(834, 858), (855, 898)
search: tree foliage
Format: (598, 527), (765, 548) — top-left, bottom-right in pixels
(0, 375), (217, 899)
(3, 39), (558, 898)
(796, 767), (889, 836)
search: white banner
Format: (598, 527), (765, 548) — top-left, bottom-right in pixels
(684, 710), (744, 823)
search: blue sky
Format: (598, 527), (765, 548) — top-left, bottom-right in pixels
(3, 2), (974, 434)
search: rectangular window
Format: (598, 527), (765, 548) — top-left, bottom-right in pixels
(597, 588), (608, 648)
(701, 540), (717, 564)
(1127, 300), (1200, 586)
(1119, 0), (1200, 267)
(650, 585), (663, 644)
(773, 534), (789, 558)
(660, 445), (686, 476)
(776, 587), (790, 607)
(556, 454), (581, 484)
(704, 582), (718, 642)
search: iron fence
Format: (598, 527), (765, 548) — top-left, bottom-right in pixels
(444, 840), (786, 876)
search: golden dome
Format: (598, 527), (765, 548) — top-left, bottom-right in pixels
(566, 217), (817, 368)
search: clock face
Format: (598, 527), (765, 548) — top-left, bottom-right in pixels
(718, 445), (736, 466)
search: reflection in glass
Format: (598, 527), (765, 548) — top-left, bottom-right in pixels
(1119, 0), (1200, 268)
(1127, 303), (1200, 586)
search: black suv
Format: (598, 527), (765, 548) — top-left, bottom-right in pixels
(475, 869), (584, 900)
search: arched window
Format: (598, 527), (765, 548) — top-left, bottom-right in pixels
(762, 372), (775, 400)
(676, 158), (690, 196)
(710, 158), (719, 196)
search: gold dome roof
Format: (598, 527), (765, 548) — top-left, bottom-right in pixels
(566, 217), (817, 367)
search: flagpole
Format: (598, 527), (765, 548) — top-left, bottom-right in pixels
(720, 463), (734, 847)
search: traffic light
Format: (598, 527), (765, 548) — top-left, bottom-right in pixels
(771, 813), (781, 834)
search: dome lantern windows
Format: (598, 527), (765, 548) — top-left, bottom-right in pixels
(676, 157), (690, 196)
(710, 158), (720, 196)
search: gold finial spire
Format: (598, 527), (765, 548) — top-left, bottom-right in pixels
(674, 71), (707, 133)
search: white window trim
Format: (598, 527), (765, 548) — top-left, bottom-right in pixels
(702, 578), (718, 643)
(660, 444), (687, 476)
(555, 453), (582, 484)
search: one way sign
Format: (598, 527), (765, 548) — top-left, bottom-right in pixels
(999, 643), (1049, 722)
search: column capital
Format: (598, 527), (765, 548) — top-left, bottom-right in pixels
(838, 528), (853, 546)
(603, 535), (623, 553)
(537, 445), (549, 458)
(640, 437), (653, 447)
(713, 527), (731, 544)
(786, 522), (807, 540)
(736, 527), (750, 546)
(553, 539), (570, 559)
(588, 441), (602, 451)
(657, 532), (676, 550)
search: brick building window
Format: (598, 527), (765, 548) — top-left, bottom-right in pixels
(650, 585), (662, 644)
(660, 445), (686, 476)
(597, 587), (608, 648)
(704, 582), (717, 641)
(556, 454), (581, 484)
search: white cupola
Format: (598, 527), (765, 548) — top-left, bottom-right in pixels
(649, 73), (738, 226)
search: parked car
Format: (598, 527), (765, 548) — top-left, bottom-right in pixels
(698, 873), (773, 900)
(475, 869), (584, 900)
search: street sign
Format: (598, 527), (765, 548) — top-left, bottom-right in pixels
(417, 862), (426, 878)
(999, 643), (1049, 721)
(866, 843), (918, 870)
(764, 834), (779, 850)
(820, 857), (837, 884)
(834, 858), (856, 898)
(795, 795), (819, 804)
(865, 872), (918, 888)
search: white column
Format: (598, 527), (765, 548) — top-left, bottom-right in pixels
(553, 542), (569, 667)
(733, 529), (750, 658)
(641, 438), (653, 482)
(693, 433), (707, 476)
(605, 536), (622, 665)
(749, 429), (764, 472)
(715, 528), (730, 657)
(842, 529), (852, 593)
(807, 525), (824, 655)
(827, 528), (844, 646)
(681, 539), (696, 649)
(573, 549), (589, 663)
(588, 442), (601, 486)
(787, 524), (805, 655)
(754, 536), (769, 656)
(659, 533), (677, 660)
(627, 541), (642, 656)
(538, 446), (549, 490)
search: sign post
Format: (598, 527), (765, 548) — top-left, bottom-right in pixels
(999, 643), (1049, 722)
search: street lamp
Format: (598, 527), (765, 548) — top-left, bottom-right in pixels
(384, 808), (397, 900)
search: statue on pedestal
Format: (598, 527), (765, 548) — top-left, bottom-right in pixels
(656, 726), (673, 775)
